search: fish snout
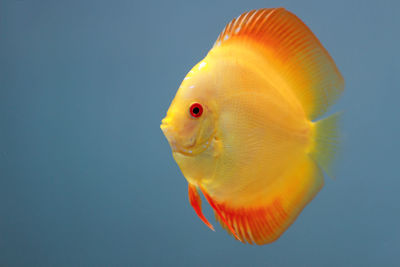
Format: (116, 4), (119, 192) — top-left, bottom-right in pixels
(160, 121), (178, 151)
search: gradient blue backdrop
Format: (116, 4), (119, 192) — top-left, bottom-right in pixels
(1, 0), (399, 266)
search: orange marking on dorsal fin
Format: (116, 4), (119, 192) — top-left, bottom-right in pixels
(199, 186), (242, 242)
(212, 7), (344, 120)
(188, 183), (214, 231)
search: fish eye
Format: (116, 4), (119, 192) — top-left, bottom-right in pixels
(189, 103), (203, 118)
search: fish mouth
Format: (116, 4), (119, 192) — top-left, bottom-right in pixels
(160, 123), (179, 151)
(160, 123), (194, 155)
(160, 121), (213, 156)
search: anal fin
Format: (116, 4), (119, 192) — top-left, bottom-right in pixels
(201, 186), (286, 244)
(200, 186), (242, 242)
(198, 157), (323, 245)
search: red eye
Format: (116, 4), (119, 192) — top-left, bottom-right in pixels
(189, 103), (203, 118)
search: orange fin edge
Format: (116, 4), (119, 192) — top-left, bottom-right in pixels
(199, 186), (242, 242)
(188, 183), (214, 231)
(213, 7), (344, 120)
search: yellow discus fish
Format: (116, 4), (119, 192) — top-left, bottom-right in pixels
(160, 8), (344, 245)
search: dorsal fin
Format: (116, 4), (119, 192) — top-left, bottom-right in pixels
(213, 8), (344, 120)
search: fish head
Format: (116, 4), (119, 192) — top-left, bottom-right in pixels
(160, 60), (217, 158)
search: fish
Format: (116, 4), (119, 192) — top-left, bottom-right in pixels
(160, 8), (344, 245)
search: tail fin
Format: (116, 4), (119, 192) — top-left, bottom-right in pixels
(309, 113), (341, 178)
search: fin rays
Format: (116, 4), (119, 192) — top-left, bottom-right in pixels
(213, 8), (344, 120)
(200, 186), (289, 245)
(188, 184), (214, 231)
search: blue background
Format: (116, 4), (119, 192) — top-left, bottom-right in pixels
(1, 0), (399, 266)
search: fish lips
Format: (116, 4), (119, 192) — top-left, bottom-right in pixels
(160, 123), (178, 151)
(160, 122), (203, 156)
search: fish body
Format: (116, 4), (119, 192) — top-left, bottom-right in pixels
(161, 8), (344, 244)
